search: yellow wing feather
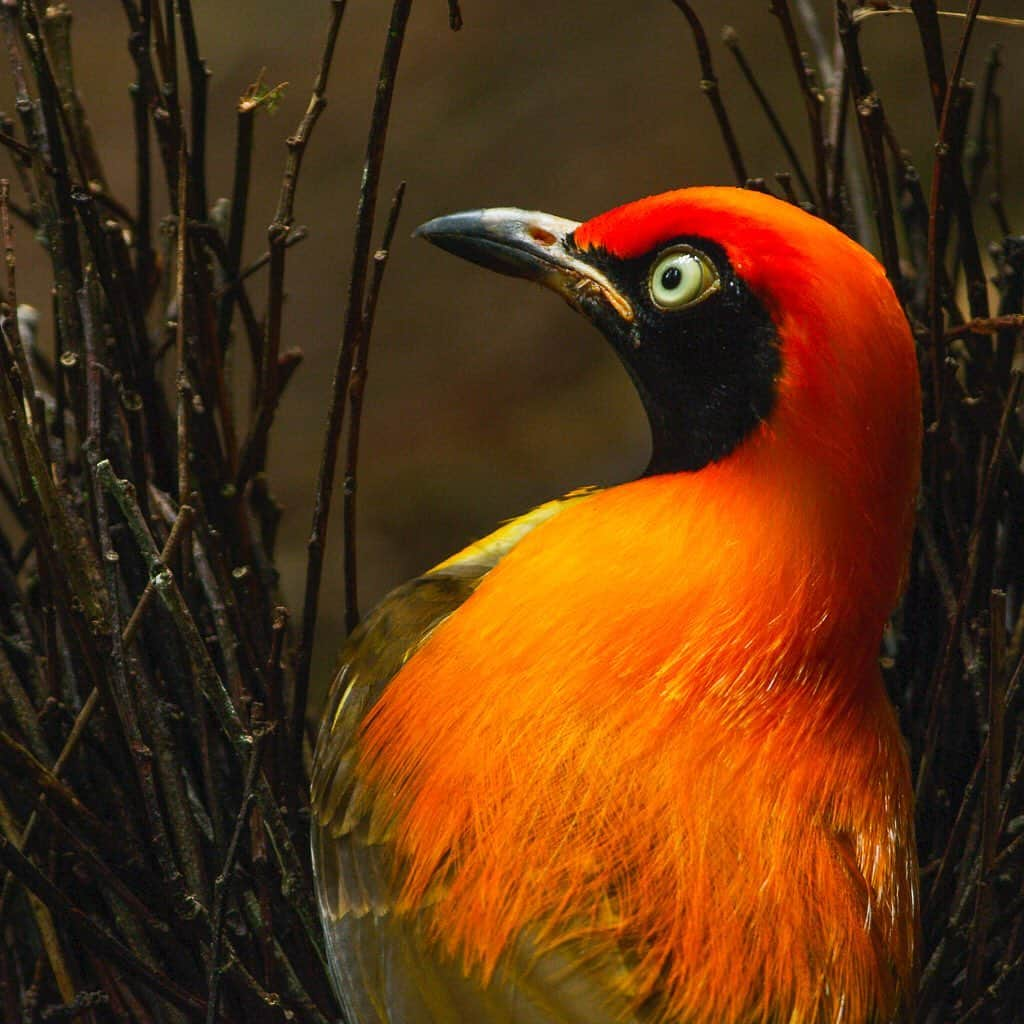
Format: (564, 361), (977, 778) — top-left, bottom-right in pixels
(311, 491), (649, 1023)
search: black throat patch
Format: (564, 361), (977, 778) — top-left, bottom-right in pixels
(569, 234), (781, 475)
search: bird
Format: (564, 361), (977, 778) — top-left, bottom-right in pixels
(310, 186), (921, 1024)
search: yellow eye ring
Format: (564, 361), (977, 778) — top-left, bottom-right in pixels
(648, 246), (720, 310)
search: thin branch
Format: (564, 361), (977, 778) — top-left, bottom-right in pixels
(247, 0), (346, 484)
(835, 3), (901, 289)
(966, 45), (1001, 201)
(855, 7), (1024, 30)
(721, 28), (815, 203)
(920, 0), (988, 416)
(0, 832), (208, 1015)
(0, 179), (35, 413)
(214, 225), (308, 300)
(39, 1), (109, 192)
(97, 459), (328, 968)
(343, 180), (405, 632)
(0, 731), (138, 869)
(916, 366), (1024, 801)
(175, 141), (191, 515)
(964, 589), (1008, 1005)
(946, 315), (1024, 341)
(176, 0), (209, 217)
(15, 504), (195, 815)
(83, 276), (193, 908)
(293, 0), (413, 757)
(768, 1), (828, 211)
(206, 715), (265, 1024)
(129, 46), (153, 300)
(0, 782), (75, 1005)
(265, 605), (288, 795)
(215, 76), (264, 354)
(667, 1), (748, 185)
(192, 218), (264, 370)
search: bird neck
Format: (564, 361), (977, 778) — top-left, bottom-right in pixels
(633, 428), (911, 714)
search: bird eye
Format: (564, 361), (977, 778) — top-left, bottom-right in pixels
(648, 247), (719, 310)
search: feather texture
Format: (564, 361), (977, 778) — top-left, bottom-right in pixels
(312, 189), (921, 1023)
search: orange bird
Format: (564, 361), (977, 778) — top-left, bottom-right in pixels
(311, 187), (921, 1023)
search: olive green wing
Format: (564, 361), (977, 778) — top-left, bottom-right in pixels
(311, 493), (588, 842)
(310, 492), (647, 1024)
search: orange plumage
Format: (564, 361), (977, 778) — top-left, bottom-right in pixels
(313, 188), (921, 1023)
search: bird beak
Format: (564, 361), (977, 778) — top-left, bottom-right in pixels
(415, 208), (634, 324)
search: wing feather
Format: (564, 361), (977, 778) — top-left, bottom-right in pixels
(312, 494), (649, 1023)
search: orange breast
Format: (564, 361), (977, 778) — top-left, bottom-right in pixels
(357, 437), (919, 1022)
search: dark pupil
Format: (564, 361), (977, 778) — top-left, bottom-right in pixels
(661, 266), (682, 290)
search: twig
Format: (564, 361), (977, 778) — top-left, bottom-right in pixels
(964, 589), (1008, 1005)
(97, 459), (328, 968)
(342, 181), (405, 632)
(923, 734), (984, 917)
(967, 45), (1001, 200)
(129, 39), (153, 300)
(0, 128), (38, 168)
(0, 646), (51, 765)
(190, 517), (249, 710)
(835, 3), (902, 290)
(158, 0), (179, 119)
(234, 352), (303, 493)
(0, 105), (39, 227)
(815, 10), (873, 236)
(293, 0), (413, 757)
(206, 714), (265, 1024)
(768, 1), (828, 211)
(946, 315), (1024, 341)
(0, 731), (136, 869)
(175, 141), (191, 519)
(917, 366), (1024, 802)
(214, 226), (308, 300)
(38, 988), (109, 1021)
(44, 810), (171, 943)
(176, 0), (209, 218)
(991, 95), (1006, 214)
(20, 0), (90, 192)
(39, 2), (109, 192)
(192, 218), (264, 371)
(920, 0), (987, 418)
(215, 78), (261, 355)
(248, 0), (346, 484)
(82, 277), (193, 911)
(14, 0), (97, 304)
(667, 1), (747, 185)
(259, 615), (288, 926)
(17, 505), (194, 801)
(721, 28), (815, 203)
(957, 948), (1024, 1023)
(0, 832), (208, 1015)
(0, 179), (35, 412)
(773, 171), (799, 206)
(0, 299), (105, 629)
(855, 7), (1024, 30)
(121, 0), (187, 209)
(0, 786), (75, 1004)
(909, 0), (948, 125)
(0, 0), (430, 1015)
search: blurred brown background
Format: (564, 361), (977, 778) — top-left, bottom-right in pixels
(2, 0), (1021, 713)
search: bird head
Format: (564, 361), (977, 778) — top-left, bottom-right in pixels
(417, 187), (921, 609)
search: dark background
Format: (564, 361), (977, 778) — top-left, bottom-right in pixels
(2, 0), (1022, 712)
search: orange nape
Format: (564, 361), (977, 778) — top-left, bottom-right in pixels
(354, 188), (921, 1023)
